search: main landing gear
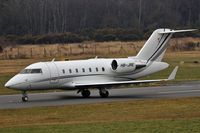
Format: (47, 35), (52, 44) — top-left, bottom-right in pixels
(22, 91), (28, 102)
(80, 89), (91, 98)
(78, 88), (109, 98)
(99, 88), (109, 98)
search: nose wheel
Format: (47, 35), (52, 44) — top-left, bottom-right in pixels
(22, 91), (28, 102)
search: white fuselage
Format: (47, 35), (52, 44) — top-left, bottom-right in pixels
(5, 57), (169, 91)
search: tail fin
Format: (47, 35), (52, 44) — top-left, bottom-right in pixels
(136, 29), (197, 62)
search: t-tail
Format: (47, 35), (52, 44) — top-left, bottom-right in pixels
(136, 29), (197, 62)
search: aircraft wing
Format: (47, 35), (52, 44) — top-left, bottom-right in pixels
(74, 66), (178, 87)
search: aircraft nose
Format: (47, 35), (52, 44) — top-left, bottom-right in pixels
(4, 75), (28, 90)
(5, 79), (14, 88)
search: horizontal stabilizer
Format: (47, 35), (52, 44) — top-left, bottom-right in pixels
(168, 66), (179, 80)
(158, 29), (198, 34)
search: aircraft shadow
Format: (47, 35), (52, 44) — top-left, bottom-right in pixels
(26, 94), (157, 103)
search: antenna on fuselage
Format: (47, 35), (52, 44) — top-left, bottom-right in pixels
(51, 58), (55, 62)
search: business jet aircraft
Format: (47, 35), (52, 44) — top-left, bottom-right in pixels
(5, 29), (196, 102)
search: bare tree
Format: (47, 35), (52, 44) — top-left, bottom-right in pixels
(0, 0), (199, 36)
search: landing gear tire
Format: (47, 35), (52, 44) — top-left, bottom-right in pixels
(22, 91), (28, 102)
(81, 89), (91, 98)
(99, 89), (109, 98)
(22, 96), (28, 102)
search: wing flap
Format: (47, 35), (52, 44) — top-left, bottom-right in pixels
(75, 79), (167, 87)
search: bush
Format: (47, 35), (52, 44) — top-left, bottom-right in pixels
(62, 33), (84, 43)
(94, 34), (116, 42)
(8, 32), (85, 44)
(40, 33), (83, 44)
(0, 46), (3, 53)
(16, 35), (35, 44)
(118, 34), (141, 41)
(1, 28), (200, 44)
(94, 28), (142, 42)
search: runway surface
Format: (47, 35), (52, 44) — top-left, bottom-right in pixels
(0, 81), (200, 109)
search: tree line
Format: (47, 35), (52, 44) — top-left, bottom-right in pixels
(0, 0), (200, 44)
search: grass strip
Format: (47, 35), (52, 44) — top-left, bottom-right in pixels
(0, 119), (199, 133)
(0, 97), (199, 128)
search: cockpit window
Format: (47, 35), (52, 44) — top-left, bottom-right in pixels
(20, 69), (42, 74)
(31, 69), (42, 73)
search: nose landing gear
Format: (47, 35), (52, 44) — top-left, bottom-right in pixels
(22, 91), (28, 102)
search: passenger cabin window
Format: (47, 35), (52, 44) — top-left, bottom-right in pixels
(96, 67), (98, 72)
(89, 68), (92, 72)
(69, 69), (72, 74)
(62, 69), (65, 74)
(82, 68), (85, 73)
(20, 69), (42, 74)
(102, 67), (105, 72)
(76, 69), (78, 73)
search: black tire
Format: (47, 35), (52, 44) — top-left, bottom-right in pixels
(100, 90), (109, 98)
(22, 96), (28, 102)
(81, 90), (91, 98)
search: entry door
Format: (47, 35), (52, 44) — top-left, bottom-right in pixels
(46, 62), (59, 84)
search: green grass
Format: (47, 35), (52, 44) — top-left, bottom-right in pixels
(0, 98), (199, 126)
(0, 119), (199, 133)
(0, 97), (199, 132)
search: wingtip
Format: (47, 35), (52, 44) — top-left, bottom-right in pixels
(168, 66), (179, 80)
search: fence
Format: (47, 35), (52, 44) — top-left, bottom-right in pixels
(0, 42), (142, 59)
(1, 39), (199, 60)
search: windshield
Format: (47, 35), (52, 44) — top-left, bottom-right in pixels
(20, 69), (42, 74)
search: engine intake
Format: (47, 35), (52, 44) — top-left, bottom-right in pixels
(111, 59), (136, 73)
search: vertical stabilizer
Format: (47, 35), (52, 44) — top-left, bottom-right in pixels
(136, 29), (173, 62)
(136, 29), (197, 62)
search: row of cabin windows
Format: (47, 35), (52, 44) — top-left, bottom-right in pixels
(62, 67), (105, 74)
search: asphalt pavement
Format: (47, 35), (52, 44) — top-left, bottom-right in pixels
(0, 81), (200, 109)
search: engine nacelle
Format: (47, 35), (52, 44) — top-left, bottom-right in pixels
(111, 59), (136, 73)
